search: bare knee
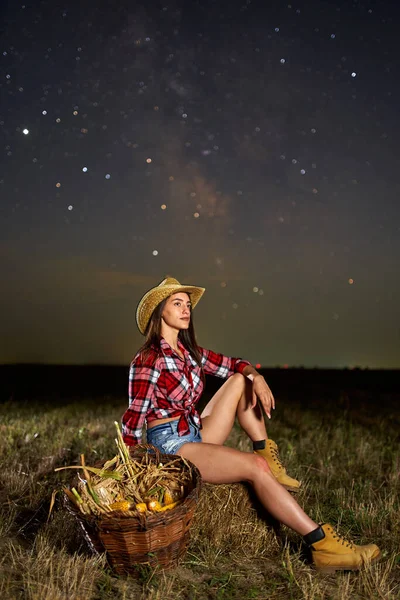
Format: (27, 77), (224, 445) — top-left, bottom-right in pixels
(239, 454), (274, 486)
(229, 372), (246, 392)
(239, 453), (273, 486)
(252, 454), (272, 476)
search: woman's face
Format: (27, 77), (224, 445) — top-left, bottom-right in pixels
(161, 292), (192, 332)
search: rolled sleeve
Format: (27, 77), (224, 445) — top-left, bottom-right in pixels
(234, 359), (252, 375)
(200, 347), (251, 379)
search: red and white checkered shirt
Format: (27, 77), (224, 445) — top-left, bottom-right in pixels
(122, 337), (251, 446)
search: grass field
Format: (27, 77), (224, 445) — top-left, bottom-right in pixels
(1, 386), (399, 599)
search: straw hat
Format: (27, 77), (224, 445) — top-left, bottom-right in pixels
(136, 276), (205, 335)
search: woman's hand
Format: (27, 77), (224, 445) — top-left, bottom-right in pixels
(251, 374), (275, 419)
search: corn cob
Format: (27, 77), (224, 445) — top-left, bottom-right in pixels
(158, 500), (181, 512)
(164, 490), (174, 505)
(147, 499), (162, 512)
(109, 500), (132, 511)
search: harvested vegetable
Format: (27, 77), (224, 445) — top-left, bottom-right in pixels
(164, 490), (174, 505)
(158, 500), (181, 512)
(109, 501), (132, 512)
(147, 499), (162, 512)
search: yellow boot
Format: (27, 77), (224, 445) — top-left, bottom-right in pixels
(254, 439), (301, 492)
(306, 524), (381, 573)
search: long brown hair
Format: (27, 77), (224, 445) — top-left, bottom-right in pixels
(138, 295), (203, 367)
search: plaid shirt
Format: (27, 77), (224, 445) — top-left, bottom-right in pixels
(122, 337), (251, 446)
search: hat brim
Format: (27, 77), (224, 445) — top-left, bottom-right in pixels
(136, 284), (205, 335)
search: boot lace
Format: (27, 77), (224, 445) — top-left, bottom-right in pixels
(329, 527), (356, 550)
(269, 446), (284, 472)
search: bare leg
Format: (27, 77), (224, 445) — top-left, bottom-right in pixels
(201, 373), (301, 492)
(177, 442), (316, 536)
(201, 373), (267, 445)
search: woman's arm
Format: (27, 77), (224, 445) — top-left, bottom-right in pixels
(242, 364), (275, 419)
(200, 348), (275, 418)
(200, 347), (251, 378)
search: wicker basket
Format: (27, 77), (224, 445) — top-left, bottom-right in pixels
(64, 445), (202, 573)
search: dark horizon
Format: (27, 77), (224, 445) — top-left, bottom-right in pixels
(2, 363), (399, 403)
(2, 362), (400, 371)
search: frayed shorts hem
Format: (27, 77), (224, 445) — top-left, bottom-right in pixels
(146, 418), (202, 455)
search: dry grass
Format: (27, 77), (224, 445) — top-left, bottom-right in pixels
(1, 391), (399, 599)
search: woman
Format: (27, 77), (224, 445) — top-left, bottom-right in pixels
(122, 277), (380, 572)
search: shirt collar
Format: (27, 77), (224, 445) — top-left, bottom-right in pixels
(159, 337), (188, 360)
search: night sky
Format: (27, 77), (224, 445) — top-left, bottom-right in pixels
(1, 0), (399, 368)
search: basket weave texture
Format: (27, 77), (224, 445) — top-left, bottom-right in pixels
(64, 445), (202, 573)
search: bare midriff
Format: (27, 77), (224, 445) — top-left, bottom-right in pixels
(147, 416), (180, 429)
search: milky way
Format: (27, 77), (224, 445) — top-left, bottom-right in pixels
(1, 0), (399, 367)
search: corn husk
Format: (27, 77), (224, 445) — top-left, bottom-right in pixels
(55, 422), (193, 518)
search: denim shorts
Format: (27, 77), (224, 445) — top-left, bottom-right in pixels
(146, 418), (202, 455)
